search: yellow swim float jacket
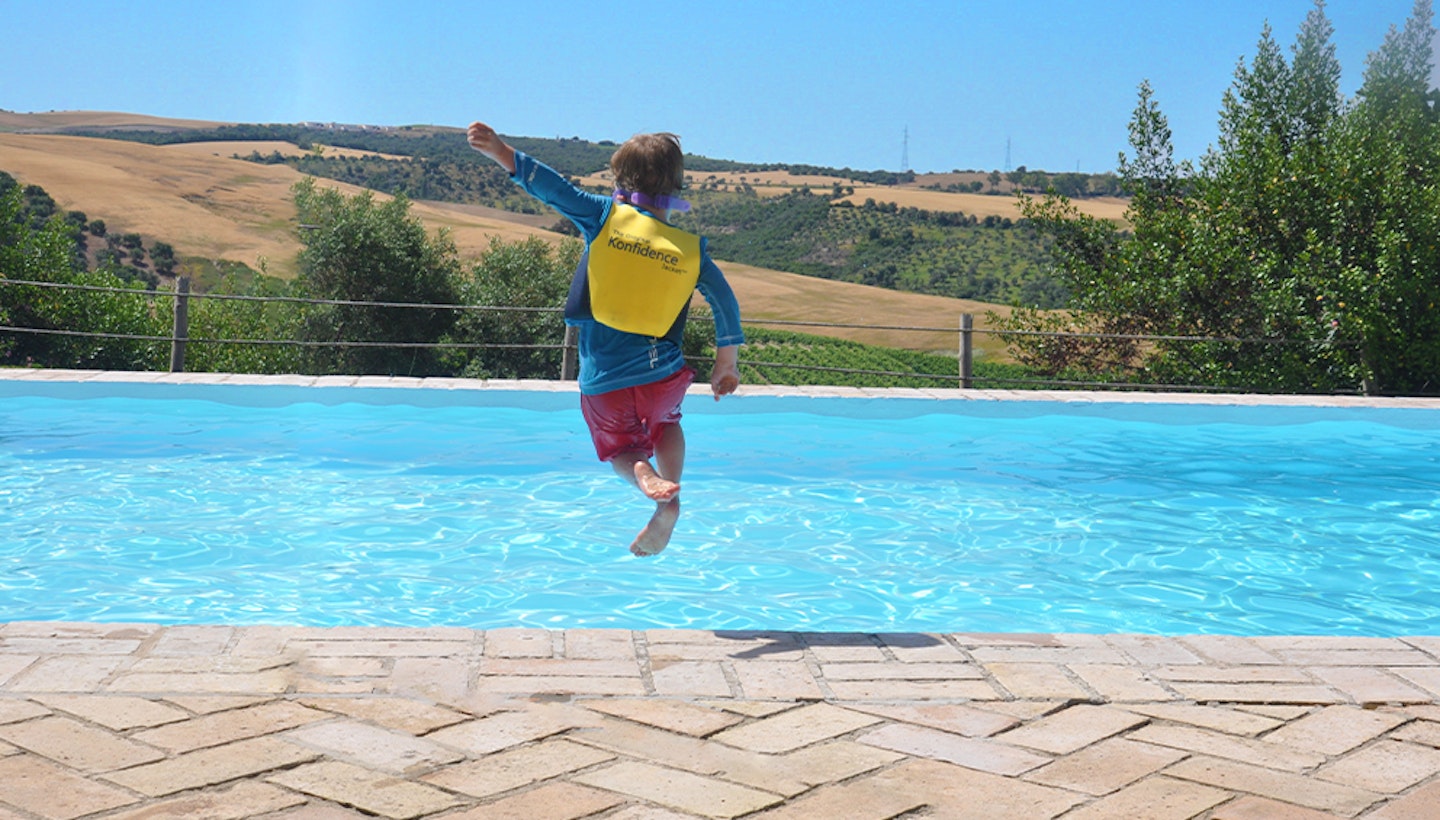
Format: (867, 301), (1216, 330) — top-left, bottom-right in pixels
(584, 204), (701, 337)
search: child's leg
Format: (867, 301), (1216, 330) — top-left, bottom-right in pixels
(628, 422), (684, 556)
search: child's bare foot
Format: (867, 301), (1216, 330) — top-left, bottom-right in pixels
(631, 500), (680, 556)
(633, 461), (680, 502)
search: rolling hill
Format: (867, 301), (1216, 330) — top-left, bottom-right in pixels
(1, 111), (1032, 358)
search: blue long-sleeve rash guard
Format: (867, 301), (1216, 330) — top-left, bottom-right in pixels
(509, 151), (745, 395)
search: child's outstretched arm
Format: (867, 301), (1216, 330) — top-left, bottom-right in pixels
(467, 121), (516, 174)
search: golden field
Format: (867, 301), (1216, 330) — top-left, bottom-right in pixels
(1, 114), (1021, 357)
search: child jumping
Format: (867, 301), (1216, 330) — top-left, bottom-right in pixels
(467, 121), (744, 557)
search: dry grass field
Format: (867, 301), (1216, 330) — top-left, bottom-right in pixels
(582, 168), (1129, 222)
(1, 116), (1015, 358)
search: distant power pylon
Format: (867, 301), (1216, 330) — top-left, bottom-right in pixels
(1005, 136), (1012, 172)
(902, 127), (910, 172)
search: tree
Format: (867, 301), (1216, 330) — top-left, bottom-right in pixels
(1002, 0), (1439, 395)
(291, 178), (462, 375)
(443, 235), (579, 379)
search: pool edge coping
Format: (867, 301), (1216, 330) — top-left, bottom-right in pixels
(4, 367), (1439, 409)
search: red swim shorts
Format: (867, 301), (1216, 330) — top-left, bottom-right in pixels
(579, 366), (696, 462)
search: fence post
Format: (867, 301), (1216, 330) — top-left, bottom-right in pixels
(169, 276), (190, 373)
(958, 313), (973, 389)
(561, 325), (578, 380)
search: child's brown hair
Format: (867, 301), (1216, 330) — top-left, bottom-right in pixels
(610, 132), (684, 197)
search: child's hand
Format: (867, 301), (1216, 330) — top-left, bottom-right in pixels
(467, 122), (516, 173)
(710, 345), (741, 400)
(711, 367), (739, 400)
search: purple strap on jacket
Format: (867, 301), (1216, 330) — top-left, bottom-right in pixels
(614, 189), (691, 213)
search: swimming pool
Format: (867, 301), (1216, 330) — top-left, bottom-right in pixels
(2, 375), (1438, 636)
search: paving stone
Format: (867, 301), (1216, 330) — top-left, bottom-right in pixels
(426, 704), (602, 755)
(650, 660), (734, 697)
(284, 719), (464, 774)
(1208, 795), (1348, 819)
(104, 736), (321, 797)
(1260, 705), (1409, 756)
(746, 768), (927, 819)
(573, 760), (784, 819)
(878, 633), (969, 662)
(846, 702), (1019, 737)
(1061, 775), (1231, 820)
(583, 697), (744, 737)
(0, 754), (140, 819)
(1364, 780), (1440, 819)
(711, 703), (880, 753)
(778, 740), (904, 788)
(1315, 739), (1440, 793)
(1402, 636), (1440, 659)
(856, 757), (1086, 818)
(0, 637), (143, 656)
(817, 661), (983, 680)
(149, 625), (235, 656)
(1307, 666), (1434, 704)
(296, 696), (468, 735)
(970, 645), (1128, 665)
(859, 722), (1051, 775)
(480, 657), (641, 678)
(34, 694), (189, 730)
(268, 760), (462, 819)
(8, 656), (127, 692)
(0, 715), (165, 772)
(985, 662), (1092, 700)
(1130, 723), (1326, 772)
(649, 643), (805, 663)
(107, 669), (293, 694)
(823, 678), (1001, 700)
(1236, 705), (1314, 720)
(1392, 666), (1440, 697)
(102, 781), (306, 819)
(484, 628), (554, 658)
(1392, 719), (1440, 748)
(477, 674), (648, 696)
(702, 701), (795, 718)
(1121, 703), (1283, 736)
(291, 639), (472, 658)
(1277, 649), (1434, 667)
(1024, 737), (1188, 795)
(446, 781), (625, 820)
(161, 695), (273, 714)
(564, 629), (637, 661)
(1070, 663), (1177, 701)
(0, 656), (37, 686)
(133, 700), (331, 752)
(995, 704), (1149, 755)
(1151, 664), (1313, 683)
(384, 657), (472, 702)
(1104, 634), (1204, 666)
(421, 739), (614, 798)
(800, 635), (887, 663)
(1177, 635), (1283, 665)
(0, 699), (49, 724)
(1165, 756), (1384, 815)
(298, 657), (388, 678)
(572, 808), (699, 820)
(1166, 682), (1343, 704)
(729, 661), (823, 700)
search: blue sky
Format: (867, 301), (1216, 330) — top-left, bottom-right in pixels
(2, 0), (1431, 173)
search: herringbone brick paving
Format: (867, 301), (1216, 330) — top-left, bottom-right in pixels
(2, 623), (1439, 819)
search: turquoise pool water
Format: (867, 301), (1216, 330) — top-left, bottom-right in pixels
(2, 379), (1437, 636)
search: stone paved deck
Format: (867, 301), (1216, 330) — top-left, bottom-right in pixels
(2, 624), (1439, 819)
(3, 371), (1439, 817)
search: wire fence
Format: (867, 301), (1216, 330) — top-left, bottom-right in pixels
(0, 276), (1373, 394)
